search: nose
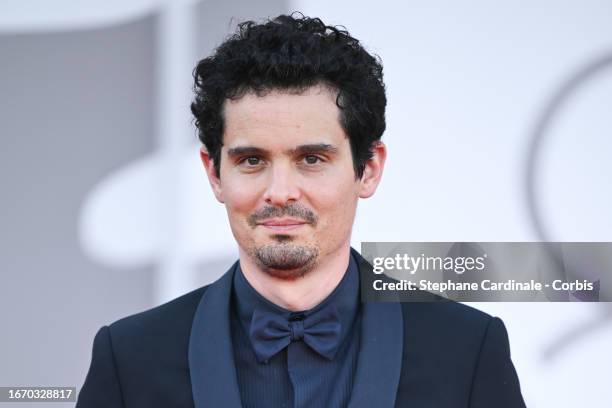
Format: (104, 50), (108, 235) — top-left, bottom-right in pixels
(262, 162), (301, 206)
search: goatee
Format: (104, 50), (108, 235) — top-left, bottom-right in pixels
(252, 241), (319, 279)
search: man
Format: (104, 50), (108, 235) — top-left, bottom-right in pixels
(77, 14), (526, 407)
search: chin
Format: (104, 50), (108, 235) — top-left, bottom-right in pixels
(248, 240), (320, 279)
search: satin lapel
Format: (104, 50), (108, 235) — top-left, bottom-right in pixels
(189, 262), (242, 408)
(348, 249), (404, 408)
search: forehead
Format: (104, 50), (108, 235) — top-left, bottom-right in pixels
(222, 85), (347, 149)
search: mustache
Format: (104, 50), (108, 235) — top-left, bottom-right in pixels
(247, 203), (318, 228)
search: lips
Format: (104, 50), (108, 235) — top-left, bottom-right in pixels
(258, 218), (308, 231)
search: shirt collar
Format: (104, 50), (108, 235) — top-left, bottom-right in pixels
(233, 251), (360, 355)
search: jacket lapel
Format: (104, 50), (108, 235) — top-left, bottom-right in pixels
(348, 249), (404, 408)
(189, 262), (242, 408)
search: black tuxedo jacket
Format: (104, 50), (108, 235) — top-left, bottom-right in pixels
(77, 250), (526, 407)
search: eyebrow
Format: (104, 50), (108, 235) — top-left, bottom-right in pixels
(226, 146), (267, 159)
(290, 143), (339, 156)
(226, 143), (339, 158)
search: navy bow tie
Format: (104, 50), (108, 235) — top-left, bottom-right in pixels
(249, 304), (342, 363)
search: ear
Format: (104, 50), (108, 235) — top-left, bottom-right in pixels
(199, 147), (224, 203)
(358, 141), (387, 199)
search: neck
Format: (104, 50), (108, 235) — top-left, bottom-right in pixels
(238, 243), (351, 311)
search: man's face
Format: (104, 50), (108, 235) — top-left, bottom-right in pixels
(201, 85), (384, 279)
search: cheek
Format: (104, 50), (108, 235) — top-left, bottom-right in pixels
(305, 178), (360, 226)
(222, 182), (262, 220)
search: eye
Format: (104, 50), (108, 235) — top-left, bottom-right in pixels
(237, 156), (265, 171)
(303, 155), (321, 165)
(245, 156), (261, 166)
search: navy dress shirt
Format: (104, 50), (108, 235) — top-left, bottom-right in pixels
(231, 254), (361, 408)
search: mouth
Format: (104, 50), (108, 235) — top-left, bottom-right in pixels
(258, 218), (309, 232)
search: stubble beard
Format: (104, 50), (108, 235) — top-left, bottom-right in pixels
(250, 236), (320, 280)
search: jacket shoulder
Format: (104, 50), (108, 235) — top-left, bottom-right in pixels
(107, 285), (209, 362)
(78, 286), (211, 407)
(401, 299), (494, 339)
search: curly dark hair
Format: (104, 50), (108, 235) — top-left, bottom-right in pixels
(191, 13), (386, 179)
